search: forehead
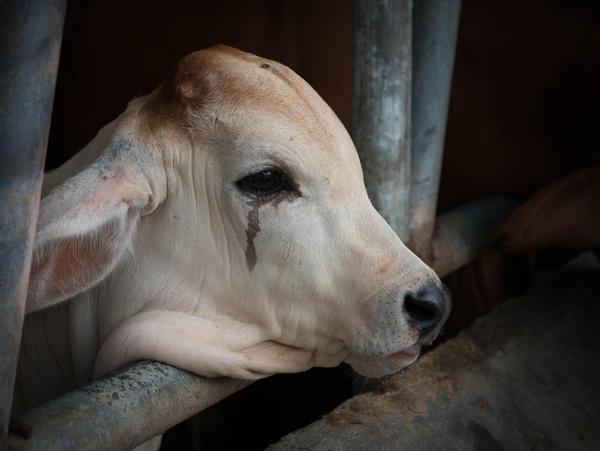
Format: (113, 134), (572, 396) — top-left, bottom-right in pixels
(183, 47), (335, 128)
(175, 47), (361, 177)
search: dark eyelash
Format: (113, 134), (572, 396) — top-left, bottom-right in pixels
(236, 168), (295, 198)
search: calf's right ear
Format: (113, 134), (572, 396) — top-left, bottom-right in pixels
(26, 154), (152, 313)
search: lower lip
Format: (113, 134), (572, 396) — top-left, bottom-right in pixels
(392, 344), (421, 360)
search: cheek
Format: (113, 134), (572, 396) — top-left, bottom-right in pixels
(251, 206), (329, 278)
(267, 206), (329, 258)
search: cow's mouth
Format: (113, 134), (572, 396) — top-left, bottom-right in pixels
(388, 344), (421, 361)
(345, 344), (422, 378)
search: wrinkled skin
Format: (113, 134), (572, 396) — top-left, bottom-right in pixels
(16, 47), (450, 418)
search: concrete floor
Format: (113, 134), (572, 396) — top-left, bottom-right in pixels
(269, 262), (600, 450)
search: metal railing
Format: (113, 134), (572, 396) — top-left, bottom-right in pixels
(2, 1), (515, 450)
(0, 0), (67, 447)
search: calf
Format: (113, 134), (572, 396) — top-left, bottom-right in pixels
(16, 46), (450, 430)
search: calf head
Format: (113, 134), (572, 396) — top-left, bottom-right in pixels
(28, 46), (450, 379)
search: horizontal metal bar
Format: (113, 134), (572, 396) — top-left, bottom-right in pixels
(8, 361), (249, 451)
(0, 0), (66, 446)
(429, 196), (517, 277)
(8, 197), (515, 451)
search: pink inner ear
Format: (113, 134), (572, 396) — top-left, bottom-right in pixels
(27, 209), (139, 312)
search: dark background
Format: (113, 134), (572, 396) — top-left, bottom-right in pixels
(46, 1), (600, 449)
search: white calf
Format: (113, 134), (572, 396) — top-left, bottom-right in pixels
(16, 46), (450, 420)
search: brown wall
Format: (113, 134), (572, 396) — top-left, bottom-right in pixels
(441, 0), (600, 211)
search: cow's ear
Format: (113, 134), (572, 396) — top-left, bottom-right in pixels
(26, 153), (152, 313)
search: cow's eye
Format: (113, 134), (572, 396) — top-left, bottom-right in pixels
(236, 168), (292, 197)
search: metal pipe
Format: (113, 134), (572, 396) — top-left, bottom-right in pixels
(430, 196), (517, 277)
(0, 0), (67, 446)
(8, 361), (249, 451)
(409, 0), (462, 258)
(352, 0), (413, 241)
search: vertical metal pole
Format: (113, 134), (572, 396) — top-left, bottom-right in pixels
(409, 0), (461, 258)
(0, 0), (66, 445)
(352, 0), (413, 242)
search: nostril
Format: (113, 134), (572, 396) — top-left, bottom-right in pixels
(403, 294), (441, 333)
(404, 294), (438, 322)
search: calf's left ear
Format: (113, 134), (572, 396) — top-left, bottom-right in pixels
(26, 154), (152, 313)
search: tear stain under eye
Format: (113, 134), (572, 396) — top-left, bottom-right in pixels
(244, 186), (302, 272)
(245, 202), (261, 272)
(271, 190), (301, 208)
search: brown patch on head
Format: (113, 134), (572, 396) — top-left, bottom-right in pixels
(141, 51), (213, 122)
(163, 45), (273, 104)
(142, 45), (336, 129)
(140, 46), (246, 126)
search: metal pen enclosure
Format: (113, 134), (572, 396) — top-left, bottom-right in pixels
(410, 0), (462, 258)
(3, 1), (514, 449)
(352, 0), (413, 242)
(0, 0), (67, 447)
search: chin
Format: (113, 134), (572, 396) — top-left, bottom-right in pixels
(345, 344), (421, 378)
